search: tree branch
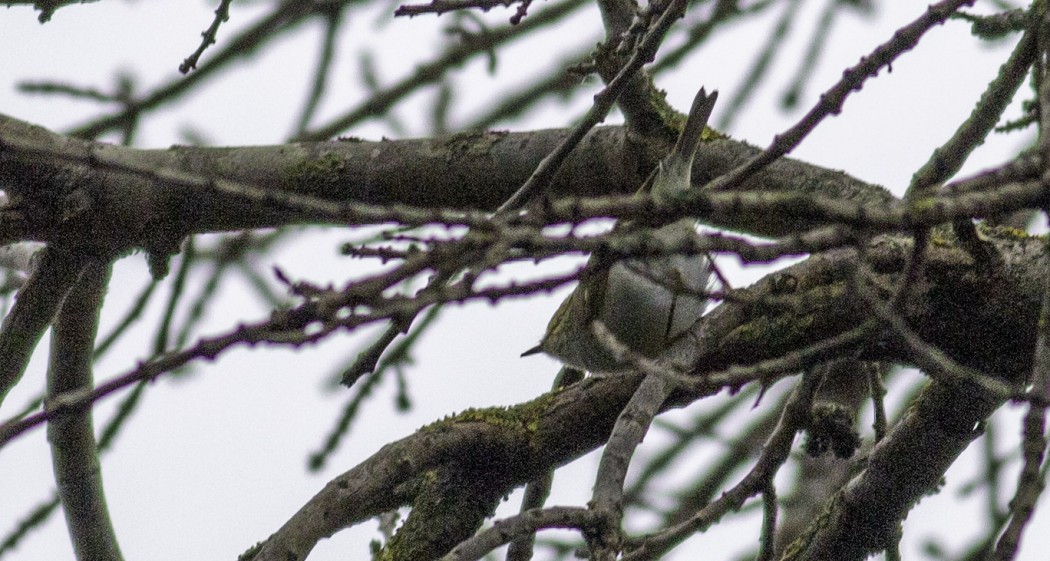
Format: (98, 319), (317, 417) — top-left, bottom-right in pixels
(46, 260), (122, 561)
(782, 379), (1004, 561)
(0, 247), (89, 406)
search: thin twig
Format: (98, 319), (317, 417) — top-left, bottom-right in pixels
(179, 0), (235, 73)
(441, 507), (598, 561)
(71, 0), (323, 139)
(706, 0), (976, 195)
(495, 0), (689, 213)
(907, 22), (1037, 198)
(296, 0), (588, 141)
(905, 19), (1037, 256)
(717, 0), (802, 130)
(292, 6), (344, 136)
(623, 369), (825, 561)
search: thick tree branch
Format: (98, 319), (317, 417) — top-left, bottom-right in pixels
(2, 110), (895, 251)
(248, 376), (653, 561)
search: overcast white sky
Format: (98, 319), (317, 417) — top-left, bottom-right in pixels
(0, 1), (1044, 560)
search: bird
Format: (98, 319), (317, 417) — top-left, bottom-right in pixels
(522, 88), (718, 374)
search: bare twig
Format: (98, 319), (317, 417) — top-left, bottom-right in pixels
(296, 0), (588, 141)
(71, 0), (324, 139)
(623, 369), (825, 561)
(495, 0), (689, 213)
(442, 507), (599, 561)
(706, 0), (976, 195)
(717, 0), (803, 130)
(905, 18), (1037, 257)
(179, 0), (235, 73)
(907, 16), (1036, 199)
(395, 0), (522, 19)
(292, 6), (344, 136)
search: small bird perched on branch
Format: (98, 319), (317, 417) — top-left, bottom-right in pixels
(523, 87), (718, 374)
